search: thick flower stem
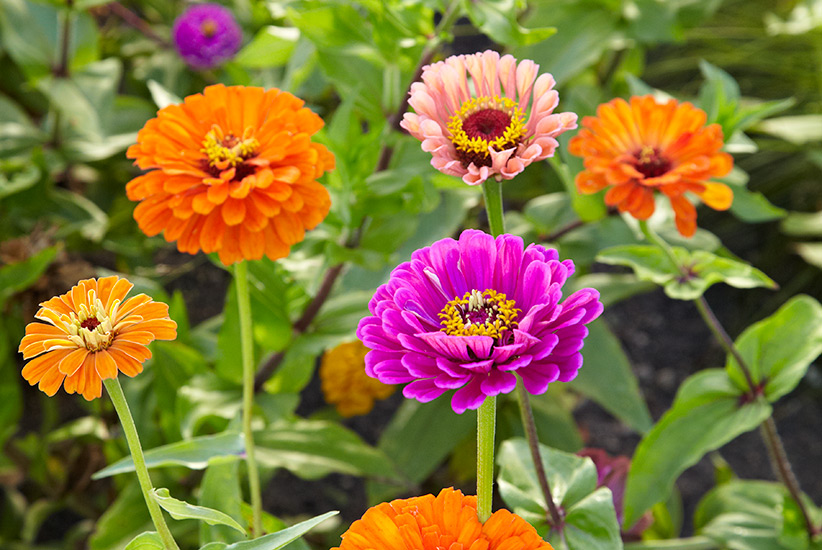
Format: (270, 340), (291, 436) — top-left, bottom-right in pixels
(482, 178), (506, 238)
(516, 383), (564, 532)
(476, 396), (497, 523)
(235, 261), (264, 537)
(477, 177), (505, 523)
(103, 378), (180, 550)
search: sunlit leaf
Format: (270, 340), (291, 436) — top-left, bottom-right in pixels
(623, 370), (772, 528)
(153, 488), (246, 534)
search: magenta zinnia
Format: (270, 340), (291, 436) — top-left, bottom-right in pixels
(356, 230), (603, 414)
(401, 50), (578, 185)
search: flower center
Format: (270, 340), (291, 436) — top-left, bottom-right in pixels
(201, 125), (260, 175)
(200, 19), (218, 38)
(634, 146), (671, 178)
(65, 289), (120, 352)
(448, 96), (526, 168)
(439, 289), (520, 340)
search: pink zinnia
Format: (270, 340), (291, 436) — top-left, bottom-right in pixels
(400, 50), (578, 186)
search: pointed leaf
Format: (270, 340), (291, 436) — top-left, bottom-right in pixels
(125, 532), (164, 550)
(256, 420), (396, 480)
(623, 370), (772, 528)
(153, 488), (246, 534)
(223, 511), (337, 550)
(200, 457), (245, 545)
(93, 432), (244, 479)
(726, 295), (822, 402)
(597, 245), (776, 300)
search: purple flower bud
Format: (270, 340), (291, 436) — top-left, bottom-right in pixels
(172, 3), (242, 70)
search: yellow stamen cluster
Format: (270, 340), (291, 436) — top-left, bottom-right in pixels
(637, 145), (656, 164)
(201, 125), (259, 168)
(447, 96), (526, 157)
(439, 289), (520, 339)
(64, 290), (118, 352)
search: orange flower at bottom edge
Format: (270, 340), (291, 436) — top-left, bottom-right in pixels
(126, 84), (335, 266)
(19, 276), (177, 400)
(568, 95), (734, 237)
(333, 488), (553, 550)
(320, 341), (395, 417)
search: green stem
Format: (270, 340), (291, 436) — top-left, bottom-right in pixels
(482, 177), (505, 237)
(235, 261), (263, 537)
(103, 378), (179, 550)
(515, 382), (563, 532)
(638, 220), (681, 271)
(476, 396), (497, 523)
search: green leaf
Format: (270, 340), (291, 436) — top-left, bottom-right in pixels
(694, 481), (804, 550)
(235, 26), (299, 68)
(255, 419), (397, 480)
(124, 532), (164, 550)
(200, 457), (245, 545)
(92, 432), (244, 479)
(0, 163), (40, 198)
(795, 243), (822, 270)
(146, 79), (182, 110)
(153, 488), (246, 534)
(698, 60), (740, 137)
(756, 115), (822, 145)
(0, 245), (58, 307)
(597, 245), (776, 300)
(515, 4), (621, 85)
(369, 397), (476, 501)
(569, 320), (653, 433)
(462, 0), (556, 47)
(726, 295), (822, 402)
(221, 511), (337, 550)
(497, 439), (623, 549)
(623, 370), (772, 528)
(782, 211), (822, 237)
(89, 481), (151, 550)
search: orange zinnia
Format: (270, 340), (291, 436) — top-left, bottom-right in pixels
(126, 84), (335, 266)
(568, 95), (733, 237)
(333, 488), (554, 550)
(19, 276), (177, 400)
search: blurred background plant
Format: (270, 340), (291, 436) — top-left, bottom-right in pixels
(0, 0), (820, 549)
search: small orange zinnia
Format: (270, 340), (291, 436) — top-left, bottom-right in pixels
(333, 488), (554, 550)
(19, 276), (177, 400)
(320, 341), (394, 417)
(568, 95), (733, 237)
(126, 84), (335, 266)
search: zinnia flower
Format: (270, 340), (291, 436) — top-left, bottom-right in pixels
(19, 276), (177, 401)
(400, 50), (577, 185)
(356, 230), (603, 414)
(568, 95), (733, 237)
(172, 3), (242, 70)
(320, 341), (395, 417)
(332, 487), (554, 550)
(126, 84), (335, 266)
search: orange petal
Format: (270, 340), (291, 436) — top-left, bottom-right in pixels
(95, 350), (119, 380)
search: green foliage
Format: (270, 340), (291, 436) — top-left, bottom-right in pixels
(597, 245), (776, 300)
(153, 488), (247, 535)
(622, 370), (772, 528)
(497, 439), (623, 550)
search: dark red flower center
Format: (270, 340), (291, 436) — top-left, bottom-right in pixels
(634, 146), (671, 178)
(462, 109), (512, 141)
(81, 318), (100, 330)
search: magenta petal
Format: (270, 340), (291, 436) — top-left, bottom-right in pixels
(451, 377), (487, 414)
(480, 370), (517, 396)
(520, 362), (561, 395)
(403, 379), (448, 402)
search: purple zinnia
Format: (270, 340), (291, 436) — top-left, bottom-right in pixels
(356, 230), (603, 414)
(172, 3), (242, 70)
